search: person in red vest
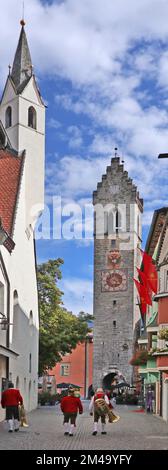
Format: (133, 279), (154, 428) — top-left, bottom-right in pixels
(60, 388), (83, 436)
(1, 382), (23, 432)
(89, 387), (110, 435)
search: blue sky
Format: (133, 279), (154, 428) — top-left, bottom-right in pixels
(0, 0), (168, 315)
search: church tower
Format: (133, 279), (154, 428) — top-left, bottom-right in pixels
(0, 20), (45, 230)
(93, 154), (143, 389)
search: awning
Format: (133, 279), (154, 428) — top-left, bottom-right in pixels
(0, 345), (19, 359)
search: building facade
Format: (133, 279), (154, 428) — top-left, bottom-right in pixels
(49, 333), (93, 399)
(93, 156), (143, 389)
(0, 21), (45, 421)
(137, 208), (168, 421)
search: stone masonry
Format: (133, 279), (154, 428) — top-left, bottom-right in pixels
(93, 157), (143, 389)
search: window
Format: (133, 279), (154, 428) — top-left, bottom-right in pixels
(108, 212), (114, 234)
(115, 210), (122, 232)
(111, 239), (116, 248)
(113, 300), (117, 306)
(29, 353), (32, 373)
(104, 210), (122, 235)
(28, 106), (37, 129)
(5, 106), (12, 128)
(104, 211), (109, 235)
(60, 364), (70, 376)
(16, 376), (19, 389)
(113, 320), (116, 327)
(137, 215), (140, 237)
(13, 290), (18, 306)
(29, 311), (33, 326)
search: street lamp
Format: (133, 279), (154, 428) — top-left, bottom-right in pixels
(0, 312), (13, 331)
(158, 154), (168, 159)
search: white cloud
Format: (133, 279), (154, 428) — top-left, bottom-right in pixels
(48, 118), (62, 129)
(60, 277), (93, 315)
(0, 0), (168, 89)
(1, 0), (168, 246)
(67, 125), (83, 149)
(46, 154), (109, 198)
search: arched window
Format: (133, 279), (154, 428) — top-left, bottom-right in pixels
(13, 290), (19, 306)
(115, 210), (122, 232)
(137, 215), (140, 237)
(104, 211), (114, 235)
(108, 212), (114, 234)
(104, 211), (108, 235)
(28, 106), (37, 129)
(29, 353), (32, 373)
(29, 310), (33, 326)
(16, 376), (19, 389)
(5, 106), (12, 128)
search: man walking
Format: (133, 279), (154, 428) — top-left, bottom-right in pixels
(60, 388), (83, 436)
(1, 382), (23, 432)
(89, 387), (110, 435)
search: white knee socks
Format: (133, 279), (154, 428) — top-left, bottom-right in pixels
(8, 419), (14, 431)
(93, 422), (98, 432)
(14, 419), (19, 430)
(64, 422), (70, 433)
(69, 424), (74, 435)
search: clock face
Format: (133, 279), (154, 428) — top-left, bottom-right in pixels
(106, 272), (122, 288)
(101, 270), (127, 292)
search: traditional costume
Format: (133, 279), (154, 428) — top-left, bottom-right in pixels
(1, 383), (23, 432)
(89, 388), (110, 435)
(60, 388), (83, 436)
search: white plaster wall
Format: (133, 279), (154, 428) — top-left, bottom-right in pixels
(0, 72), (45, 418)
(0, 166), (39, 413)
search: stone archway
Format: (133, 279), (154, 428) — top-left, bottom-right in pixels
(102, 372), (117, 390)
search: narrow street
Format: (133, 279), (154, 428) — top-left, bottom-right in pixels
(0, 402), (168, 450)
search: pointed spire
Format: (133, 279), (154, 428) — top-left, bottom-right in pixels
(11, 21), (33, 92)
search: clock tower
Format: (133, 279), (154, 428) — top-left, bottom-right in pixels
(93, 155), (143, 389)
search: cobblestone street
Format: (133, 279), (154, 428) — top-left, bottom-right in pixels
(0, 402), (168, 450)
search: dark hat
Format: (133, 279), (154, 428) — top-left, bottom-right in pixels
(8, 382), (14, 388)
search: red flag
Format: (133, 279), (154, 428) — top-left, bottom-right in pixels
(136, 297), (147, 316)
(133, 278), (152, 306)
(140, 302), (147, 315)
(140, 249), (158, 294)
(136, 268), (152, 297)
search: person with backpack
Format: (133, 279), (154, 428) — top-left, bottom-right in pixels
(89, 387), (110, 435)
